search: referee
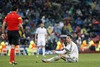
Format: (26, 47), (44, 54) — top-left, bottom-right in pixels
(2, 6), (24, 65)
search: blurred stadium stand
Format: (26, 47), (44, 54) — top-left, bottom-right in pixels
(0, 0), (100, 55)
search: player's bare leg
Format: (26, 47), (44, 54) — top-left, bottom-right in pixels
(60, 54), (66, 61)
(60, 54), (78, 63)
(42, 54), (67, 63)
(42, 55), (61, 63)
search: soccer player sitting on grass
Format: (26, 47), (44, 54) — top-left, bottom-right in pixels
(42, 35), (79, 63)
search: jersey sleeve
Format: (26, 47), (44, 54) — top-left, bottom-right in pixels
(55, 49), (66, 54)
(70, 42), (76, 53)
(64, 42), (75, 53)
(35, 28), (38, 34)
(64, 47), (70, 52)
(18, 16), (23, 23)
(63, 45), (72, 53)
(45, 29), (47, 35)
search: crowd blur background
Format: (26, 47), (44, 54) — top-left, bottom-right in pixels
(0, 0), (100, 55)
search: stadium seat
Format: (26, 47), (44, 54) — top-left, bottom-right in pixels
(1, 48), (8, 56)
(15, 48), (21, 55)
(20, 48), (26, 55)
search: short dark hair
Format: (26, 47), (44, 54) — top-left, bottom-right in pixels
(11, 5), (18, 11)
(67, 34), (72, 38)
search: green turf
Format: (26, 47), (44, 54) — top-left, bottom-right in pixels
(0, 54), (100, 67)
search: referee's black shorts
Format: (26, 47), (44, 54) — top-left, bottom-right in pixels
(7, 30), (20, 46)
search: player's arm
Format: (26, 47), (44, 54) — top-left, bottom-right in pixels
(63, 47), (70, 54)
(45, 34), (48, 39)
(35, 33), (38, 42)
(56, 50), (66, 54)
(2, 21), (6, 34)
(1, 21), (6, 39)
(19, 23), (25, 38)
(35, 28), (38, 42)
(2, 16), (7, 34)
(45, 29), (48, 42)
(19, 23), (24, 34)
(45, 33), (48, 42)
(53, 49), (67, 54)
(18, 16), (25, 38)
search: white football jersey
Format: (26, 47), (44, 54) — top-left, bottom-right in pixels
(36, 27), (47, 39)
(65, 41), (79, 59)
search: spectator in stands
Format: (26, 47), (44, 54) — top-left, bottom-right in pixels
(47, 25), (53, 36)
(80, 40), (88, 51)
(96, 41), (100, 51)
(61, 24), (70, 35)
(75, 17), (84, 28)
(88, 39), (96, 51)
(0, 0), (100, 52)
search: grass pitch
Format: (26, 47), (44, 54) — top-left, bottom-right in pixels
(0, 54), (100, 67)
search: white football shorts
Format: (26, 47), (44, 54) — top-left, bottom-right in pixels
(37, 39), (46, 46)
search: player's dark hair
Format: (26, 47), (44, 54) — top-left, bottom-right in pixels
(67, 34), (72, 38)
(11, 5), (18, 11)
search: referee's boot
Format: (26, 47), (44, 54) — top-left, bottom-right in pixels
(13, 62), (17, 65)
